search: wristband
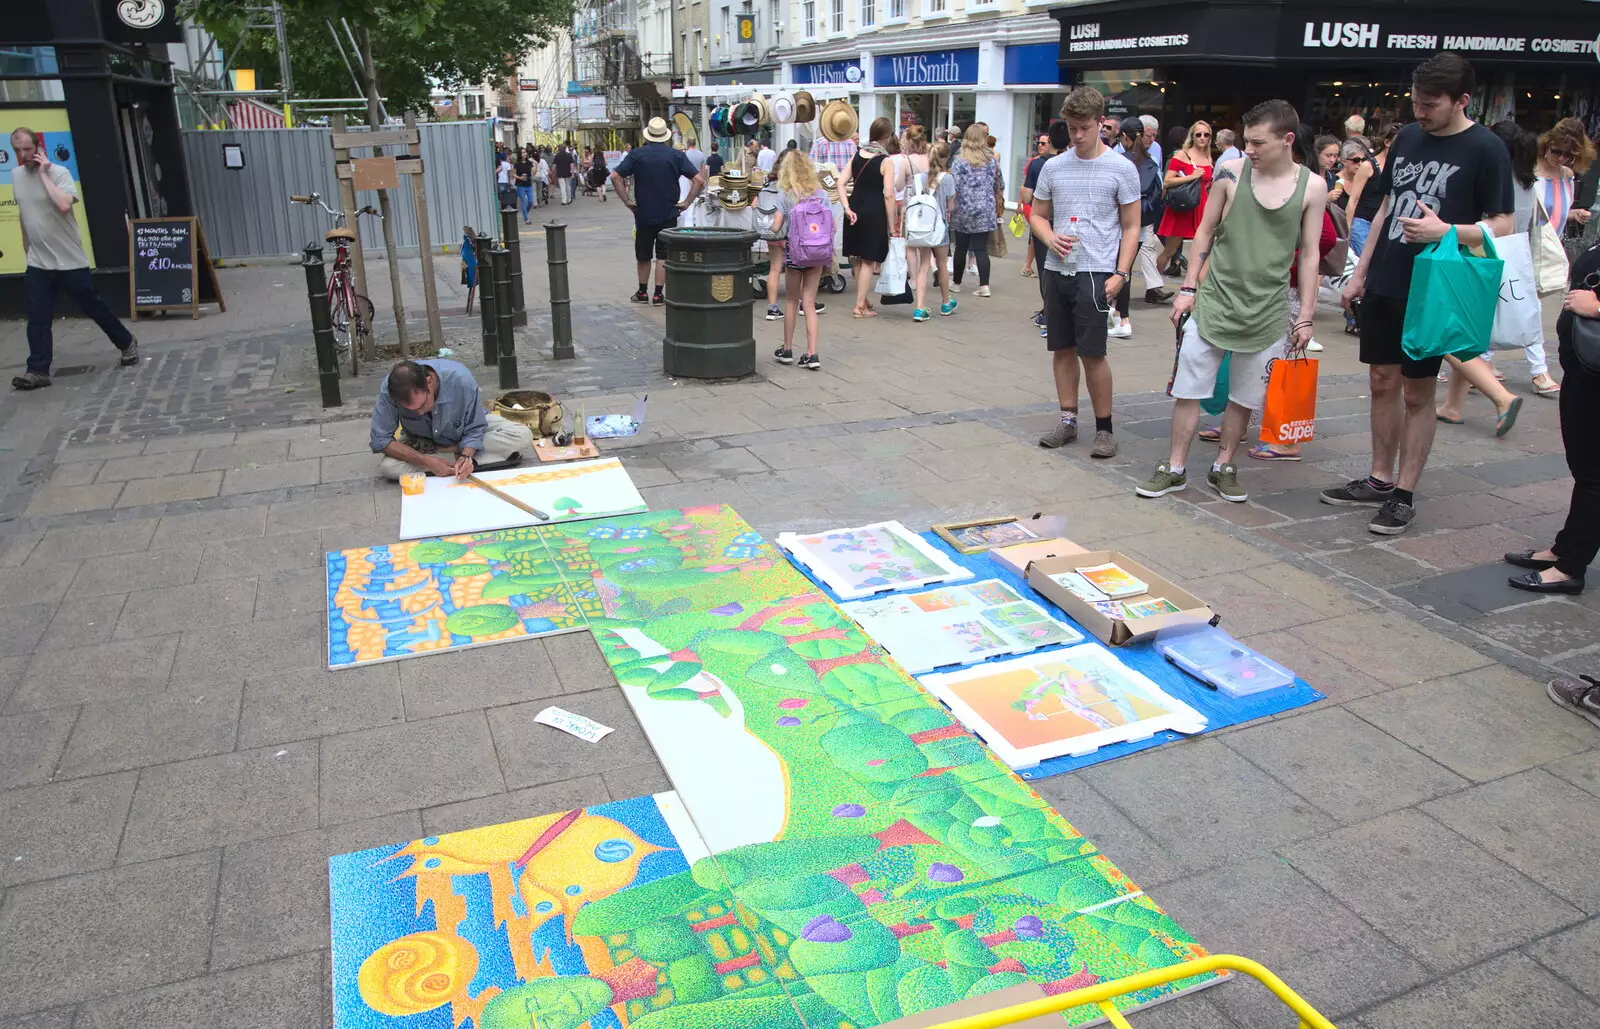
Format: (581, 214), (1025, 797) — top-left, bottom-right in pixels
(1179, 286), (1197, 296)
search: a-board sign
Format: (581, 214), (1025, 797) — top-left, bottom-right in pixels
(127, 216), (226, 318)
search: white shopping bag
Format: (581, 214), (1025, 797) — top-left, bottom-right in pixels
(1481, 221), (1542, 351)
(876, 236), (908, 295)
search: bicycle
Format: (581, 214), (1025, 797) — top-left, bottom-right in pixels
(290, 192), (380, 353)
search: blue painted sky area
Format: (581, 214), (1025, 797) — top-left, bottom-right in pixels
(328, 794), (690, 1029)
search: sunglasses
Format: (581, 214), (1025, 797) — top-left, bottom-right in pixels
(1193, 132), (1211, 138)
(1549, 147), (1575, 161)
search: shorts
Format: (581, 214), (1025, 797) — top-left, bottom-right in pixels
(634, 221), (675, 263)
(1170, 316), (1281, 411)
(1358, 292), (1444, 379)
(1043, 270), (1112, 357)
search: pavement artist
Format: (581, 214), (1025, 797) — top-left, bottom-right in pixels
(369, 358), (532, 481)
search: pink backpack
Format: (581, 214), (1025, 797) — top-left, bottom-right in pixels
(786, 192), (835, 268)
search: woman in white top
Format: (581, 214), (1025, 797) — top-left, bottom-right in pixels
(908, 141), (958, 322)
(896, 126), (932, 311)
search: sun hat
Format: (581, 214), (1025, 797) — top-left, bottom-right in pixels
(747, 93), (771, 126)
(793, 91), (817, 123)
(643, 116), (671, 143)
(770, 91), (796, 124)
(820, 100), (857, 143)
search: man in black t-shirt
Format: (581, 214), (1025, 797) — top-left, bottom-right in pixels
(611, 118), (704, 304)
(1324, 51), (1514, 536)
(513, 153), (535, 223)
(706, 150), (724, 179)
(553, 145), (576, 205)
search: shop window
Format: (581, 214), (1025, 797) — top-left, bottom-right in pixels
(803, 0), (817, 38)
(829, 0), (844, 34)
(859, 0), (876, 29)
(885, 0), (906, 20)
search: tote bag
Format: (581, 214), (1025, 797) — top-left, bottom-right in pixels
(1533, 194), (1570, 296)
(1400, 227), (1502, 362)
(1476, 221), (1542, 351)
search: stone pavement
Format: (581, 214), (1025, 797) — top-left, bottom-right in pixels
(0, 194), (1596, 1029)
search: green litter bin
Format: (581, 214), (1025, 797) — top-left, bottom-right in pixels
(660, 227), (758, 378)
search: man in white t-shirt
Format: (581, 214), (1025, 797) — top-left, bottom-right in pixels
(1027, 87), (1141, 460)
(756, 142), (777, 174)
(496, 152), (514, 208)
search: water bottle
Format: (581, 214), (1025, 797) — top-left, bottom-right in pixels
(1063, 216), (1080, 276)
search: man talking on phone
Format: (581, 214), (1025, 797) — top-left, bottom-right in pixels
(9, 126), (138, 391)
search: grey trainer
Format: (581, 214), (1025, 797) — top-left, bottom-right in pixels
(119, 337), (140, 366)
(1090, 429), (1117, 459)
(1548, 675), (1600, 729)
(1208, 463), (1247, 502)
(11, 371), (51, 391)
(1038, 420), (1078, 449)
(1135, 462), (1187, 498)
(1320, 477), (1393, 507)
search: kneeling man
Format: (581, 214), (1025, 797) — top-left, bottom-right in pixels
(370, 359), (532, 480)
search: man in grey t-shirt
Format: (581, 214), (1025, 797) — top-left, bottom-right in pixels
(10, 126), (137, 391)
(1027, 88), (1141, 459)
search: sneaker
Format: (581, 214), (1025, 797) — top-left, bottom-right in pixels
(1033, 311), (1047, 328)
(1145, 287), (1175, 304)
(810, 301), (827, 316)
(1039, 326), (1048, 338)
(975, 285), (992, 298)
(1208, 463), (1246, 502)
(630, 289), (650, 303)
(949, 283), (962, 293)
(798, 353), (821, 370)
(773, 347), (795, 364)
(1108, 322), (1132, 339)
(1320, 478), (1394, 507)
(1305, 340), (1324, 353)
(913, 308), (930, 322)
(1547, 675), (1600, 729)
(766, 304), (782, 321)
(119, 338), (140, 366)
(1368, 498), (1416, 535)
(651, 292), (665, 306)
(940, 300), (958, 316)
(1038, 419), (1078, 449)
(1136, 462), (1188, 497)
(1090, 429), (1118, 459)
(10, 371), (51, 391)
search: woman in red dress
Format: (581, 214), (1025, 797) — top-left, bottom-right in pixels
(1155, 120), (1214, 275)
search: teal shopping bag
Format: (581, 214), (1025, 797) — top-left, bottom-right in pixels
(1201, 353), (1232, 416)
(1400, 226), (1502, 361)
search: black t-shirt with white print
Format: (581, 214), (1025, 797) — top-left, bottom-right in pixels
(1365, 120), (1514, 299)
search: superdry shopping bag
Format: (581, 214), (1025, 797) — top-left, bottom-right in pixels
(1259, 356), (1319, 445)
(1400, 226), (1502, 361)
(1478, 220), (1542, 351)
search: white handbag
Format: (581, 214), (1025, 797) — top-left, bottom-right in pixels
(1478, 221), (1542, 350)
(1533, 193), (1569, 296)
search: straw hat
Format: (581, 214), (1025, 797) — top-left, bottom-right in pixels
(816, 162), (839, 192)
(643, 116), (671, 143)
(820, 99), (857, 143)
(793, 91), (817, 124)
(719, 185), (751, 210)
(747, 93), (771, 126)
(770, 91), (796, 124)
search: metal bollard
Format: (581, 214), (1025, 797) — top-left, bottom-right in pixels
(499, 203), (527, 327)
(545, 221), (575, 360)
(302, 243), (342, 408)
(474, 232), (498, 366)
(491, 244), (519, 388)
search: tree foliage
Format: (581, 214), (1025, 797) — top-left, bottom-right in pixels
(191, 0), (575, 114)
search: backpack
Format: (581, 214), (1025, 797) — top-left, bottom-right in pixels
(904, 173), (945, 248)
(786, 192), (835, 268)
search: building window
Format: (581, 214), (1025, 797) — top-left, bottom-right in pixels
(721, 7), (731, 57)
(803, 0), (816, 38)
(829, 0), (844, 34)
(885, 0), (905, 19)
(859, 0), (875, 28)
(923, 0), (946, 14)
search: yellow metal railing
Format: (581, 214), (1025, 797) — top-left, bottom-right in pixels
(921, 955), (1337, 1029)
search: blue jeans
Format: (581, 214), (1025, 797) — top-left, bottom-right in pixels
(25, 265), (133, 376)
(517, 186), (534, 220)
(1348, 217), (1371, 257)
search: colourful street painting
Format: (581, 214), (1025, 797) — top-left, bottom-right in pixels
(328, 507), (1218, 1027)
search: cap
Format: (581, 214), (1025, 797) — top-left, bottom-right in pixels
(1118, 116), (1145, 140)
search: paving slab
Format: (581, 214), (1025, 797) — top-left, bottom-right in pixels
(194, 529), (324, 582)
(8, 634), (179, 711)
(1527, 917), (1600, 1004)
(112, 578), (257, 639)
(114, 471), (223, 507)
(192, 440), (291, 472)
(1389, 561), (1542, 621)
(220, 458), (321, 495)
(1282, 809), (1581, 972)
(1465, 600), (1600, 660)
(1356, 952), (1599, 1029)
(148, 506), (268, 547)
(487, 687), (653, 791)
(1029, 773), (1187, 888)
(0, 851), (218, 1017)
(600, 761), (674, 801)
(56, 683), (242, 779)
(251, 567), (326, 620)
(0, 562), (80, 608)
(169, 613), (323, 688)
(238, 664), (402, 748)
(420, 775), (614, 837)
(264, 492), (376, 533)
(28, 519), (158, 564)
(0, 773), (137, 886)
(0, 706), (77, 790)
(24, 482), (124, 517)
(40, 594), (126, 649)
(208, 813), (419, 971)
(319, 712), (503, 824)
(74, 951), (325, 1029)
(398, 637), (568, 720)
(1288, 609), (1493, 686)
(118, 743), (320, 863)
(93, 451), (198, 483)
(0, 604), (54, 657)
(66, 547), (200, 600)
(1544, 749), (1600, 800)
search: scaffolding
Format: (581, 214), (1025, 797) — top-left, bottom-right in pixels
(572, 0), (674, 132)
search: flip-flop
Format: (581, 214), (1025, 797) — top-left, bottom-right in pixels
(1496, 396), (1523, 437)
(1435, 412), (1464, 424)
(1248, 443), (1301, 461)
(1197, 427), (1222, 442)
(1021, 267), (1037, 278)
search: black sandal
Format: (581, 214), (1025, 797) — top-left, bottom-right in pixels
(1343, 324), (1359, 336)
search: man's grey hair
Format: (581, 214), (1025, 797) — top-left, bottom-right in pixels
(1216, 128), (1235, 147)
(1139, 115), (1159, 132)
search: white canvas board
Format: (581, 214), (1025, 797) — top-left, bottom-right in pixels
(397, 457), (647, 539)
(842, 579), (1083, 674)
(776, 520), (971, 600)
(919, 643), (1207, 769)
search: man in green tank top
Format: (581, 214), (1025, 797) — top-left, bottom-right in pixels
(1136, 99), (1327, 504)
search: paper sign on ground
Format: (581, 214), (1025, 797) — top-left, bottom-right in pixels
(842, 578), (1083, 673)
(397, 457), (645, 539)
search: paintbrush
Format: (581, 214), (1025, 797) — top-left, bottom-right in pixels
(467, 473), (550, 521)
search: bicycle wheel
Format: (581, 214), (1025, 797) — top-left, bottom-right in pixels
(328, 275), (354, 352)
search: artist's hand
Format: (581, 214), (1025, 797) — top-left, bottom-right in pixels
(425, 456), (455, 478)
(1170, 291), (1194, 326)
(453, 453), (475, 481)
(1397, 201), (1449, 243)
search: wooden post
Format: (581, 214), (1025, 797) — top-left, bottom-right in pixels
(405, 113), (444, 347)
(330, 114), (375, 364)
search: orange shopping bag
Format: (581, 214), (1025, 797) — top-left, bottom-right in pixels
(1259, 356), (1318, 445)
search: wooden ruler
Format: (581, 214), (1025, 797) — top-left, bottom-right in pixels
(466, 474), (549, 521)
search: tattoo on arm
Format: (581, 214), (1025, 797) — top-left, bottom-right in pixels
(1195, 250), (1209, 266)
(1214, 167), (1238, 184)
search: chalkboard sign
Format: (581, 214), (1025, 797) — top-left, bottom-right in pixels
(127, 216), (225, 319)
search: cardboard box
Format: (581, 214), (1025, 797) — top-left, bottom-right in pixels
(988, 537), (1088, 577)
(1027, 550), (1214, 646)
(875, 982), (1060, 1029)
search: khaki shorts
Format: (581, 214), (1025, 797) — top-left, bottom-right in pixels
(1170, 316), (1283, 412)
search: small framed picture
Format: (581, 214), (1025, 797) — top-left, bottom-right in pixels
(933, 516), (1045, 554)
(222, 143), (245, 170)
